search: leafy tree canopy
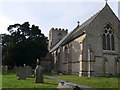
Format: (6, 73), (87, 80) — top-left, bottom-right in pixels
(2, 22), (48, 67)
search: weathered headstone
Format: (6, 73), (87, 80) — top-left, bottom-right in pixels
(35, 59), (44, 83)
(18, 66), (26, 80)
(15, 65), (32, 80)
(16, 66), (21, 77)
(57, 82), (80, 90)
(26, 66), (32, 78)
(35, 65), (44, 83)
(13, 66), (17, 73)
(2, 66), (8, 74)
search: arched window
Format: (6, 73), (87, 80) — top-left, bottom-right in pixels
(65, 46), (68, 61)
(107, 34), (110, 50)
(102, 34), (106, 50)
(102, 24), (115, 51)
(69, 44), (72, 61)
(111, 35), (115, 50)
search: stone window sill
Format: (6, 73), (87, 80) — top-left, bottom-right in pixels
(103, 50), (117, 55)
(62, 60), (80, 64)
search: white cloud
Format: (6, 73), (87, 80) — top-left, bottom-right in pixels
(0, 1), (118, 37)
(0, 15), (15, 34)
(47, 2), (103, 32)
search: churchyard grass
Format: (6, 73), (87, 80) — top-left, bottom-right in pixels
(45, 72), (118, 88)
(0, 73), (2, 89)
(2, 72), (59, 88)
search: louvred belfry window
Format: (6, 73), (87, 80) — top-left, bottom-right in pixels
(102, 24), (115, 51)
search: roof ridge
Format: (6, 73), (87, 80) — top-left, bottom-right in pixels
(50, 6), (102, 52)
(49, 3), (119, 52)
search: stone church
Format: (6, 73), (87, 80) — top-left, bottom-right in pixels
(48, 2), (120, 76)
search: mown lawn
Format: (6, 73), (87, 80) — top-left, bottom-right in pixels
(2, 72), (119, 89)
(2, 72), (59, 89)
(0, 73), (2, 89)
(45, 73), (119, 88)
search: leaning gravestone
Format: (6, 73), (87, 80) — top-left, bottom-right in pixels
(35, 65), (44, 83)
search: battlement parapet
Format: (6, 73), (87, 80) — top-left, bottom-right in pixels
(51, 27), (68, 32)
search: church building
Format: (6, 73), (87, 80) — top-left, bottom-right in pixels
(48, 2), (120, 76)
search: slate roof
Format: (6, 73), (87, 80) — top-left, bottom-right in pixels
(61, 11), (100, 46)
(49, 3), (116, 52)
(49, 7), (101, 52)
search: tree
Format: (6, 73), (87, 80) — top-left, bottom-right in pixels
(2, 34), (14, 65)
(2, 22), (48, 67)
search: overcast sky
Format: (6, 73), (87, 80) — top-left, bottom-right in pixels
(0, 0), (119, 36)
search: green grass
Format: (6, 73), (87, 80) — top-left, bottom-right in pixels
(45, 72), (119, 88)
(2, 72), (59, 89)
(2, 72), (119, 89)
(0, 73), (2, 89)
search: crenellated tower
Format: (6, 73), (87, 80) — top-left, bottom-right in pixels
(48, 28), (68, 50)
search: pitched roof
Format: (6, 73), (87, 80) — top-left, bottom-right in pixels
(49, 3), (118, 52)
(61, 11), (100, 46)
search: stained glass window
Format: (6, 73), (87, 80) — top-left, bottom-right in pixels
(102, 24), (115, 51)
(107, 34), (110, 50)
(111, 35), (115, 50)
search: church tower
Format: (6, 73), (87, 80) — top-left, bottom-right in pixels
(48, 28), (68, 50)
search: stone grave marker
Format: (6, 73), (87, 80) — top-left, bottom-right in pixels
(2, 66), (8, 74)
(15, 65), (33, 80)
(26, 66), (32, 78)
(57, 82), (80, 90)
(35, 65), (44, 83)
(16, 66), (22, 77)
(18, 66), (27, 80)
(13, 66), (18, 73)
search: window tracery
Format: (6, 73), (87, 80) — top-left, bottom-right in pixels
(102, 24), (115, 50)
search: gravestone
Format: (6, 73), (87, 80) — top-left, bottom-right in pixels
(35, 65), (44, 83)
(57, 82), (80, 90)
(15, 65), (32, 80)
(34, 59), (44, 83)
(26, 66), (32, 78)
(16, 66), (22, 77)
(18, 66), (26, 80)
(13, 66), (17, 73)
(2, 66), (8, 74)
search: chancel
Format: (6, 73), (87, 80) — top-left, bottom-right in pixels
(48, 2), (120, 77)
